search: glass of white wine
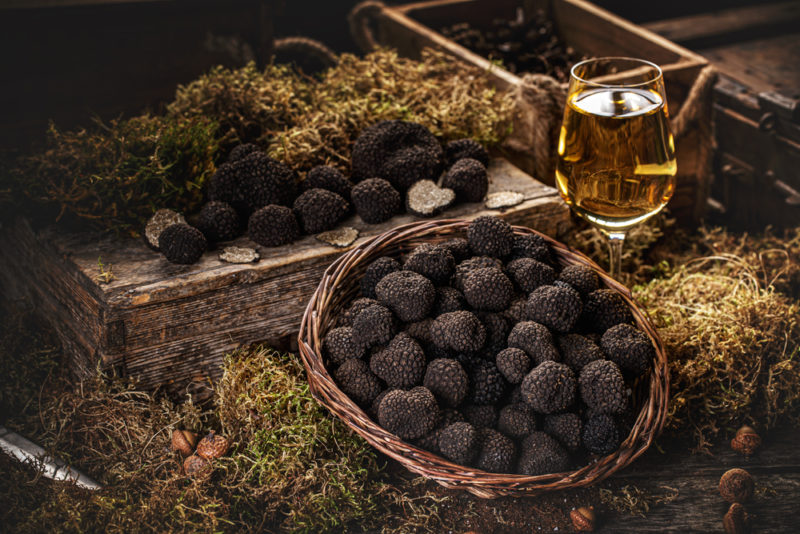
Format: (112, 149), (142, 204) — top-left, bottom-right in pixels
(556, 57), (676, 279)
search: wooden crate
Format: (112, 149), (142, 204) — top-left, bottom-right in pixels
(0, 159), (570, 398)
(357, 0), (712, 224)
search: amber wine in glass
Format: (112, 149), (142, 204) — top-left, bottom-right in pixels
(556, 58), (676, 278)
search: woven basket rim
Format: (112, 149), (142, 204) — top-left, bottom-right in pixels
(298, 218), (669, 498)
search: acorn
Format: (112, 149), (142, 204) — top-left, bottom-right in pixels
(719, 468), (754, 504)
(183, 454), (210, 476)
(570, 506), (596, 532)
(723, 503), (751, 534)
(196, 431), (230, 459)
(171, 429), (199, 457)
(731, 426), (761, 457)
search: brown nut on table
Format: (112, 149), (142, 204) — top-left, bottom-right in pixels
(719, 468), (754, 504)
(196, 431), (230, 459)
(731, 426), (761, 456)
(723, 503), (751, 534)
(171, 429), (199, 457)
(570, 506), (596, 532)
(183, 454), (210, 476)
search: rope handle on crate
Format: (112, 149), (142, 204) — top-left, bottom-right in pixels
(348, 0), (385, 53)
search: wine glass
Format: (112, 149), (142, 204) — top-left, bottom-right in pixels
(555, 57), (676, 280)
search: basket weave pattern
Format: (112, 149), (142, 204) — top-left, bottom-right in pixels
(298, 219), (668, 498)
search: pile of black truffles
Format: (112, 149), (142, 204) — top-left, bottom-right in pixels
(147, 121), (492, 264)
(325, 216), (655, 475)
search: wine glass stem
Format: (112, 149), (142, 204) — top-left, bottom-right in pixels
(607, 232), (626, 280)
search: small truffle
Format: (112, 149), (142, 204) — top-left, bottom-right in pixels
(496, 348), (532, 384)
(302, 165), (353, 200)
(439, 238), (471, 263)
(370, 333), (426, 388)
(478, 312), (510, 356)
(578, 360), (627, 415)
(543, 413), (582, 452)
(526, 285), (583, 333)
(517, 432), (570, 475)
(208, 152), (297, 214)
(467, 216), (514, 258)
(441, 158), (488, 202)
(510, 234), (552, 264)
(339, 297), (379, 327)
(557, 334), (604, 372)
(248, 204), (300, 247)
(323, 326), (365, 365)
(351, 178), (402, 224)
(196, 201), (241, 242)
(439, 422), (480, 465)
(159, 223), (207, 264)
(582, 413), (620, 455)
(435, 287), (467, 316)
(468, 360), (507, 405)
(404, 244), (455, 285)
(424, 358), (469, 408)
(360, 257), (401, 299)
(600, 323), (655, 376)
(581, 289), (634, 333)
(377, 386), (439, 440)
(502, 297), (528, 325)
(406, 180), (455, 217)
(462, 404), (497, 428)
(414, 409), (465, 453)
(507, 321), (560, 365)
(404, 318), (434, 345)
(476, 428), (516, 473)
(506, 258), (556, 293)
(293, 188), (349, 234)
(497, 403), (537, 438)
(451, 256), (503, 291)
(334, 359), (382, 405)
(719, 468), (754, 504)
(145, 209), (186, 251)
(430, 311), (486, 353)
(463, 267), (515, 311)
(445, 138), (490, 167)
(228, 143), (260, 162)
(520, 361), (576, 414)
(557, 264), (600, 298)
(352, 304), (397, 349)
(375, 270), (436, 322)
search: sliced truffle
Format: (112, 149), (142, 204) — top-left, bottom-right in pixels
(497, 403), (537, 438)
(370, 333), (426, 388)
(557, 264), (600, 298)
(581, 289), (634, 333)
(292, 188), (349, 234)
(578, 360), (627, 415)
(520, 361), (576, 414)
(375, 270), (436, 322)
(424, 358), (469, 408)
(352, 304), (397, 349)
(543, 413), (582, 452)
(218, 246), (259, 264)
(334, 359), (382, 405)
(600, 323), (655, 376)
(360, 257), (401, 299)
(463, 267), (514, 311)
(248, 204), (300, 247)
(510, 234), (553, 265)
(145, 209), (186, 251)
(507, 321), (560, 365)
(468, 360), (507, 405)
(339, 297), (379, 327)
(316, 227), (358, 247)
(439, 422), (480, 465)
(431, 311), (486, 353)
(496, 348), (532, 384)
(441, 158), (488, 202)
(351, 178), (402, 224)
(517, 431), (570, 476)
(195, 201), (241, 243)
(302, 165), (353, 200)
(323, 326), (365, 365)
(467, 216), (514, 258)
(557, 334), (604, 373)
(406, 180), (455, 217)
(476, 428), (516, 473)
(525, 285), (583, 333)
(377, 386), (439, 440)
(582, 413), (621, 455)
(439, 238), (471, 263)
(506, 258), (556, 293)
(404, 244), (455, 285)
(228, 143), (260, 162)
(159, 223), (207, 264)
(462, 404), (497, 428)
(435, 287), (467, 316)
(478, 312), (510, 356)
(445, 138), (490, 167)
(451, 256), (503, 291)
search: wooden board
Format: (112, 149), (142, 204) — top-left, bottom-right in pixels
(0, 158), (570, 398)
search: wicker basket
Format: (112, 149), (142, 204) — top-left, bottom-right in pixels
(298, 219), (668, 498)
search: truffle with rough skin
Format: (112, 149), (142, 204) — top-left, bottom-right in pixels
(339, 298), (379, 327)
(441, 158), (488, 202)
(208, 152), (297, 214)
(414, 409), (465, 453)
(526, 285), (583, 333)
(377, 386), (439, 440)
(323, 326), (365, 365)
(334, 359), (382, 405)
(351, 178), (402, 224)
(379, 145), (442, 191)
(497, 403), (537, 438)
(424, 358), (469, 407)
(369, 388), (397, 419)
(517, 431), (570, 475)
(467, 216), (514, 258)
(557, 334), (604, 372)
(578, 360), (627, 414)
(302, 165), (353, 200)
(404, 318), (434, 345)
(430, 311), (486, 353)
(496, 348), (532, 384)
(507, 321), (560, 365)
(228, 143), (259, 162)
(582, 413), (620, 455)
(476, 428), (516, 473)
(292, 188), (349, 234)
(543, 413), (582, 452)
(370, 333), (427, 388)
(478, 312), (510, 356)
(468, 360), (507, 405)
(360, 257), (401, 299)
(506, 258), (556, 293)
(352, 304), (397, 349)
(435, 287), (467, 316)
(404, 244), (455, 285)
(601, 323), (655, 376)
(375, 270), (436, 322)
(557, 264), (600, 298)
(510, 234), (553, 265)
(581, 289), (634, 333)
(451, 256), (503, 291)
(144, 209), (185, 251)
(248, 204), (300, 247)
(439, 422), (480, 465)
(159, 223), (207, 264)
(445, 138), (490, 167)
(463, 267), (515, 311)
(502, 297), (528, 325)
(462, 404), (497, 428)
(440, 237), (471, 263)
(195, 201), (241, 242)
(520, 361), (576, 414)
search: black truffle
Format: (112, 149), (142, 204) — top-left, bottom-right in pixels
(445, 138), (490, 167)
(334, 359), (382, 405)
(463, 267), (514, 311)
(228, 143), (259, 162)
(556, 334), (604, 372)
(424, 358), (469, 407)
(435, 287), (467, 316)
(578, 360), (627, 415)
(438, 422), (480, 465)
(377, 386), (439, 440)
(543, 413), (582, 452)
(468, 360), (507, 405)
(462, 404), (498, 428)
(352, 304), (397, 349)
(510, 234), (552, 265)
(440, 238), (471, 263)
(351, 178), (402, 224)
(582, 413), (621, 455)
(430, 311), (486, 353)
(404, 244), (455, 285)
(292, 188), (349, 234)
(195, 201), (241, 242)
(497, 402), (537, 438)
(370, 333), (427, 388)
(414, 408), (465, 453)
(375, 270), (436, 322)
(208, 152), (297, 214)
(159, 223), (207, 264)
(557, 264), (600, 298)
(451, 256), (503, 291)
(502, 297), (528, 325)
(302, 165), (353, 200)
(520, 361), (576, 414)
(360, 257), (401, 299)
(441, 158), (488, 202)
(600, 323), (655, 376)
(323, 326), (365, 365)
(517, 431), (570, 476)
(476, 428), (516, 473)
(581, 289), (634, 333)
(478, 312), (510, 356)
(248, 204), (300, 247)
(525, 285), (583, 333)
(506, 258), (556, 293)
(404, 318), (434, 345)
(507, 321), (560, 365)
(339, 297), (379, 327)
(467, 216), (514, 258)
(496, 348), (532, 384)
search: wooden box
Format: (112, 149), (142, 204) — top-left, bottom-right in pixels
(0, 159), (570, 398)
(356, 0), (712, 224)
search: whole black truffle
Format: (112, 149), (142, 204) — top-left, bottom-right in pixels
(557, 334), (604, 372)
(582, 413), (621, 455)
(507, 321), (560, 365)
(352, 304), (397, 349)
(424, 358), (469, 407)
(375, 270), (436, 322)
(601, 323), (655, 376)
(451, 256), (503, 291)
(496, 348), (532, 384)
(462, 404), (498, 428)
(445, 138), (490, 167)
(208, 152), (297, 214)
(302, 165), (353, 200)
(517, 431), (570, 476)
(404, 244), (455, 285)
(334, 359), (382, 405)
(526, 285), (583, 333)
(414, 408), (465, 453)
(435, 287), (467, 316)
(248, 204), (300, 247)
(440, 237), (471, 263)
(377, 386), (439, 440)
(468, 360), (507, 405)
(520, 361), (576, 414)
(195, 201), (241, 242)
(467, 216), (514, 258)
(476, 428), (516, 473)
(228, 143), (259, 162)
(438, 422), (480, 465)
(441, 158), (488, 202)
(581, 289), (634, 333)
(360, 257), (401, 299)
(543, 413), (582, 452)
(381, 145), (444, 192)
(578, 360), (627, 415)
(404, 318), (434, 345)
(557, 264), (600, 298)
(506, 258), (556, 293)
(430, 311), (486, 353)
(370, 333), (427, 388)
(339, 297), (379, 327)
(323, 326), (365, 365)
(478, 312), (510, 356)
(292, 188), (349, 234)
(159, 223), (207, 264)
(510, 234), (553, 264)
(497, 403), (537, 438)
(463, 267), (514, 311)
(502, 297), (528, 325)
(351, 178), (402, 224)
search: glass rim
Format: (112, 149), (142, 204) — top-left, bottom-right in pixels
(570, 57), (663, 88)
